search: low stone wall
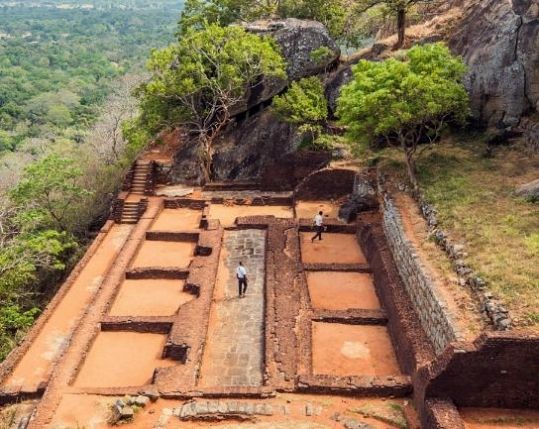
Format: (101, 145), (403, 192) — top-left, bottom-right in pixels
(380, 193), (459, 354)
(417, 333), (539, 410)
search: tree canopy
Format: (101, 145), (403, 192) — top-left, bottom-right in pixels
(337, 43), (469, 189)
(178, 0), (349, 40)
(355, 0), (437, 49)
(137, 23), (286, 181)
(272, 77), (329, 146)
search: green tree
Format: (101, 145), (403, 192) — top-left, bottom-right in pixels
(137, 24), (286, 182)
(273, 77), (328, 144)
(337, 43), (469, 189)
(10, 155), (93, 232)
(355, 0), (437, 49)
(179, 0), (348, 40)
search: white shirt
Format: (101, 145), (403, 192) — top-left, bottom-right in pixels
(236, 266), (247, 279)
(314, 214), (324, 227)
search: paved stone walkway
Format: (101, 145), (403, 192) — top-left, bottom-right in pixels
(199, 229), (266, 387)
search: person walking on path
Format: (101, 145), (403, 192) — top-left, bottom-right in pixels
(311, 211), (325, 242)
(236, 261), (248, 298)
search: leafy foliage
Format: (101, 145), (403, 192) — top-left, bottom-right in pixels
(136, 23), (286, 180)
(337, 43), (469, 188)
(0, 3), (180, 157)
(11, 155), (93, 233)
(355, 0), (438, 48)
(178, 0), (349, 40)
(272, 77), (328, 146)
(0, 2), (182, 361)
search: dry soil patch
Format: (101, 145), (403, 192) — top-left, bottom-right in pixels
(307, 272), (380, 310)
(108, 279), (193, 316)
(312, 322), (401, 377)
(74, 332), (176, 388)
(209, 204), (293, 227)
(150, 208), (201, 231)
(295, 201), (341, 219)
(300, 233), (367, 265)
(130, 240), (195, 268)
(460, 407), (539, 429)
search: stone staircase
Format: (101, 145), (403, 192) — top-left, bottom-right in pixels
(131, 162), (151, 195)
(120, 201), (143, 224)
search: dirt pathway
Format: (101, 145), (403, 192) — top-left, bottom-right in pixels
(198, 230), (266, 387)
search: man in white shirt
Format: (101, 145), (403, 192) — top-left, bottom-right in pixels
(311, 211), (325, 242)
(236, 261), (248, 298)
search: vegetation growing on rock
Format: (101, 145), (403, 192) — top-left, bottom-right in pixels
(337, 42), (469, 190)
(135, 23), (286, 181)
(272, 77), (329, 148)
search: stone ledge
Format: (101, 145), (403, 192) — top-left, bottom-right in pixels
(100, 317), (174, 334)
(303, 263), (371, 273)
(312, 309), (388, 325)
(125, 267), (190, 280)
(297, 374), (412, 397)
(146, 231), (200, 242)
(161, 386), (277, 399)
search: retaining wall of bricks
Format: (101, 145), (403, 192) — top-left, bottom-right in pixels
(417, 333), (539, 412)
(357, 212), (435, 375)
(380, 193), (459, 354)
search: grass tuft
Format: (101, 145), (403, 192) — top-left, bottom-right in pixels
(379, 134), (539, 329)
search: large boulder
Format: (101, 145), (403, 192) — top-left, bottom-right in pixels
(516, 178), (539, 201)
(448, 0), (539, 127)
(170, 110), (301, 184)
(233, 19), (340, 115)
(244, 19), (340, 81)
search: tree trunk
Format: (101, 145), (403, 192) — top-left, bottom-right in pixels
(199, 133), (214, 185)
(394, 8), (406, 50)
(404, 147), (419, 192)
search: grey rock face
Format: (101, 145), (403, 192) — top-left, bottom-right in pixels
(170, 110), (300, 184)
(170, 19), (340, 185)
(516, 178), (539, 201)
(448, 0), (539, 127)
(230, 19), (340, 116)
(244, 19), (340, 82)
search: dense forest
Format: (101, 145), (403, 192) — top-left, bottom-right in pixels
(0, 0), (184, 359)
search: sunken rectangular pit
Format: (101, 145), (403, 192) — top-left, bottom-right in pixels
(307, 272), (381, 311)
(109, 279), (194, 317)
(208, 204), (293, 227)
(300, 232), (368, 265)
(150, 208), (202, 231)
(311, 322), (401, 377)
(74, 332), (177, 388)
(131, 240), (195, 269)
(459, 408), (539, 429)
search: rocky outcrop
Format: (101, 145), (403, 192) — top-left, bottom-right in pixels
(233, 19), (340, 116)
(244, 19), (340, 82)
(329, 0), (539, 129)
(447, 0), (539, 127)
(170, 110), (301, 184)
(171, 19), (340, 185)
(516, 178), (539, 201)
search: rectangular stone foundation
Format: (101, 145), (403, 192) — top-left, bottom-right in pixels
(311, 322), (402, 377)
(74, 332), (177, 388)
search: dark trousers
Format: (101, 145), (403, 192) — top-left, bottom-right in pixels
(312, 225), (323, 241)
(238, 277), (248, 296)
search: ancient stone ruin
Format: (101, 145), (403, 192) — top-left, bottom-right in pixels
(0, 148), (537, 429)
